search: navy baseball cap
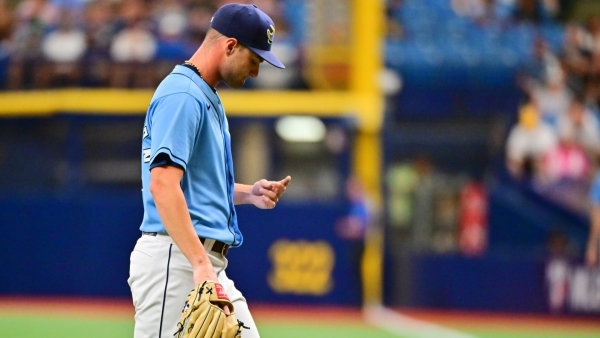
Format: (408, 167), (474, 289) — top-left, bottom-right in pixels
(210, 3), (285, 69)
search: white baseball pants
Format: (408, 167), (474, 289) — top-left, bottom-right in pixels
(128, 233), (260, 338)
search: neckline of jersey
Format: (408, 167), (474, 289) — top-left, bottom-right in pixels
(180, 63), (217, 93)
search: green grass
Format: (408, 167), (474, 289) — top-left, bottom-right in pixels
(257, 323), (400, 338)
(1, 315), (599, 338)
(464, 329), (600, 338)
(0, 316), (396, 338)
(0, 316), (133, 338)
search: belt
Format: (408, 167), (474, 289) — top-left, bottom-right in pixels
(142, 231), (230, 256)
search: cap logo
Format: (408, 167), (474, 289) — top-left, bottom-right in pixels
(267, 25), (275, 44)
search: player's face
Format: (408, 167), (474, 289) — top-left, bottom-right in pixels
(221, 44), (262, 88)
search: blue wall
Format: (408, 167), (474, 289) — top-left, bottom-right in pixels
(0, 115), (362, 306)
(0, 189), (363, 305)
(405, 252), (547, 313)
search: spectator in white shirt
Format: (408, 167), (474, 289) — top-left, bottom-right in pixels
(506, 102), (558, 180)
(557, 97), (600, 158)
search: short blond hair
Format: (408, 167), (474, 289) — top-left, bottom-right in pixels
(203, 28), (227, 45)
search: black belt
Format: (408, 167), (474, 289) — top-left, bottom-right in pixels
(142, 231), (230, 256)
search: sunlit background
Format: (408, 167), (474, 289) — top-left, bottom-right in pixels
(0, 0), (600, 337)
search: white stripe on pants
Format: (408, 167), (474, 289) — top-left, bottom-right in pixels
(128, 233), (260, 338)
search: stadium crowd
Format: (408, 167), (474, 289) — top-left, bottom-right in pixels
(0, 0), (597, 212)
(385, 0), (598, 215)
(0, 0), (300, 89)
(505, 11), (600, 215)
(451, 0), (563, 25)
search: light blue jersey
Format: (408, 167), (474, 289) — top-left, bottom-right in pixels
(139, 65), (241, 247)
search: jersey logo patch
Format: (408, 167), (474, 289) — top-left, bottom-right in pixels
(143, 149), (151, 163)
(143, 126), (148, 139)
(206, 103), (211, 111)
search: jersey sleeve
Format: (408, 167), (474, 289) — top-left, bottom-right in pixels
(149, 153), (184, 171)
(148, 92), (203, 171)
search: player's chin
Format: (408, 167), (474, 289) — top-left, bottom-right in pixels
(225, 77), (247, 89)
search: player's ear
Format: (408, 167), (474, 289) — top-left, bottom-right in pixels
(225, 38), (239, 55)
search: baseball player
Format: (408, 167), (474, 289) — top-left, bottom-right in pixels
(586, 168), (600, 267)
(127, 4), (290, 338)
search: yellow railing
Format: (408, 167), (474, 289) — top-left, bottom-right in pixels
(351, 0), (384, 307)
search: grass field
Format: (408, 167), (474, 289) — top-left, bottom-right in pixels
(0, 298), (599, 338)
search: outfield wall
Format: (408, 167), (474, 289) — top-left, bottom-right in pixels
(0, 113), (597, 314)
(0, 114), (363, 306)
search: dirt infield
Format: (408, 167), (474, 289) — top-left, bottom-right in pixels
(1, 296), (598, 333)
(0, 297), (366, 324)
(0, 297), (134, 319)
(393, 307), (600, 332)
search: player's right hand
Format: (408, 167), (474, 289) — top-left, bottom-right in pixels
(250, 176), (291, 209)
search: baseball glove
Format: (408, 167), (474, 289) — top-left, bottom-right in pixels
(174, 281), (249, 338)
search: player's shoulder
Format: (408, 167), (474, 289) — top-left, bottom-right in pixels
(152, 73), (191, 99)
(151, 72), (207, 104)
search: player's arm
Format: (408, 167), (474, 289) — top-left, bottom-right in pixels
(150, 164), (218, 283)
(586, 203), (600, 266)
(233, 176), (291, 208)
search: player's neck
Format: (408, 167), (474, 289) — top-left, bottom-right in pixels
(188, 48), (220, 89)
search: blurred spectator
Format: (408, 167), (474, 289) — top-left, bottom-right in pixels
(336, 176), (371, 241)
(540, 0), (561, 21)
(506, 102), (558, 180)
(385, 0), (403, 40)
(153, 0), (187, 40)
(152, 0), (191, 80)
(519, 36), (562, 93)
(556, 97), (600, 157)
(7, 0), (59, 89)
(451, 0), (487, 19)
(514, 0), (542, 23)
(451, 0), (496, 26)
(15, 0), (59, 27)
(0, 0), (11, 42)
(108, 0), (156, 88)
(185, 4), (214, 48)
(0, 0), (12, 87)
(513, 0), (559, 23)
(581, 78), (600, 112)
(584, 15), (600, 55)
(0, 0), (297, 90)
(335, 176), (372, 306)
(83, 0), (117, 87)
(529, 63), (571, 129)
(539, 123), (590, 184)
(534, 122), (591, 215)
(559, 23), (592, 94)
(38, 9), (86, 87)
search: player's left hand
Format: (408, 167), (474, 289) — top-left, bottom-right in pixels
(174, 281), (246, 338)
(250, 176), (291, 209)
